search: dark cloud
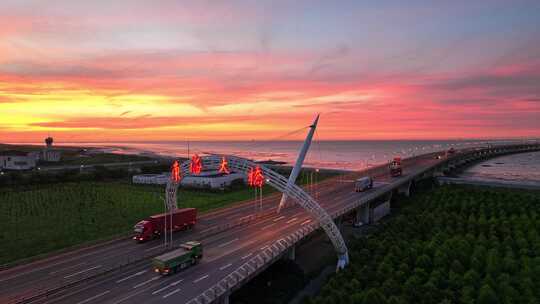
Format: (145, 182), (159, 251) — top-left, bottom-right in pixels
(433, 70), (540, 92)
(309, 44), (350, 75)
(435, 98), (500, 106)
(293, 100), (368, 108)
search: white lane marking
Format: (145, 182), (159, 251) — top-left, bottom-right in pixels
(0, 240), (128, 283)
(144, 244), (163, 252)
(261, 223), (275, 230)
(239, 215), (251, 221)
(193, 274), (209, 283)
(260, 245), (269, 250)
(49, 262), (86, 275)
(219, 263), (232, 270)
(116, 270), (147, 283)
(301, 219), (312, 226)
(286, 217), (297, 224)
(152, 285), (172, 295)
(273, 216), (285, 222)
(151, 279), (183, 295)
(241, 253), (253, 260)
(111, 288), (149, 304)
(64, 265), (102, 279)
(218, 238), (239, 248)
(76, 290), (110, 304)
(163, 288), (181, 298)
(132, 276), (160, 289)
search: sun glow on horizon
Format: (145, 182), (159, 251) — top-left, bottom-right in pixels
(1, 1), (539, 142)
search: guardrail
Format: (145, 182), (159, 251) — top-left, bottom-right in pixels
(187, 222), (320, 304)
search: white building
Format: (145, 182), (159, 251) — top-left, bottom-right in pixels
(180, 171), (246, 189)
(132, 173), (171, 185)
(41, 149), (62, 162)
(0, 150), (37, 170)
(132, 170), (246, 189)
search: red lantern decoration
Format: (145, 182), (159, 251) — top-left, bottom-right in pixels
(218, 156), (230, 174)
(254, 166), (265, 187)
(171, 160), (181, 182)
(190, 154), (202, 174)
(248, 166), (265, 188)
(247, 167), (255, 186)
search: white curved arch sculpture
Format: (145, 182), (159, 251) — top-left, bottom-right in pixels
(177, 154), (349, 269)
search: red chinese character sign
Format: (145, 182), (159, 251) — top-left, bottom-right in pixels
(218, 156), (230, 174)
(190, 154), (202, 174)
(171, 160), (182, 183)
(248, 166), (265, 188)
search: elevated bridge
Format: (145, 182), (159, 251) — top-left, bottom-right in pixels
(186, 143), (540, 304)
(1, 143), (539, 304)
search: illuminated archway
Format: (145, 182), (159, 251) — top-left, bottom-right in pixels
(167, 154), (349, 269)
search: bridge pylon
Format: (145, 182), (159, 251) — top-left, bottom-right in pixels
(277, 114), (319, 213)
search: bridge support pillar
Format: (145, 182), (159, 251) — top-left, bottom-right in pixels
(355, 202), (370, 225)
(218, 293), (230, 304)
(369, 192), (392, 223)
(398, 180), (412, 197)
(286, 245), (296, 261)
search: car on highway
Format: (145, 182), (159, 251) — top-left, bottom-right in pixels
(354, 176), (373, 192)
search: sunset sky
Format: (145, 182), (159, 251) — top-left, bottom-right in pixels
(1, 0), (539, 142)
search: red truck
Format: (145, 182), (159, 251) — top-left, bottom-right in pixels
(389, 157), (402, 177)
(133, 208), (197, 242)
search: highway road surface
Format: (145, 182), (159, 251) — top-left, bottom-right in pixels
(0, 151), (444, 304)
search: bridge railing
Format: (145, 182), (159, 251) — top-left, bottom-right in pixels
(186, 222), (320, 304)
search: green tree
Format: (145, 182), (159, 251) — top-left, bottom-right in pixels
(417, 254), (432, 270)
(363, 288), (387, 304)
(386, 296), (405, 304)
(451, 260), (465, 274)
(486, 249), (501, 277)
(477, 284), (499, 304)
(463, 269), (480, 290)
(460, 286), (476, 304)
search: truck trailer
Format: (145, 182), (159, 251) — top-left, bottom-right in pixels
(133, 208), (197, 242)
(152, 241), (203, 275)
(389, 157), (402, 177)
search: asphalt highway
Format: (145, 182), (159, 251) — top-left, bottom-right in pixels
(0, 151), (444, 304)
